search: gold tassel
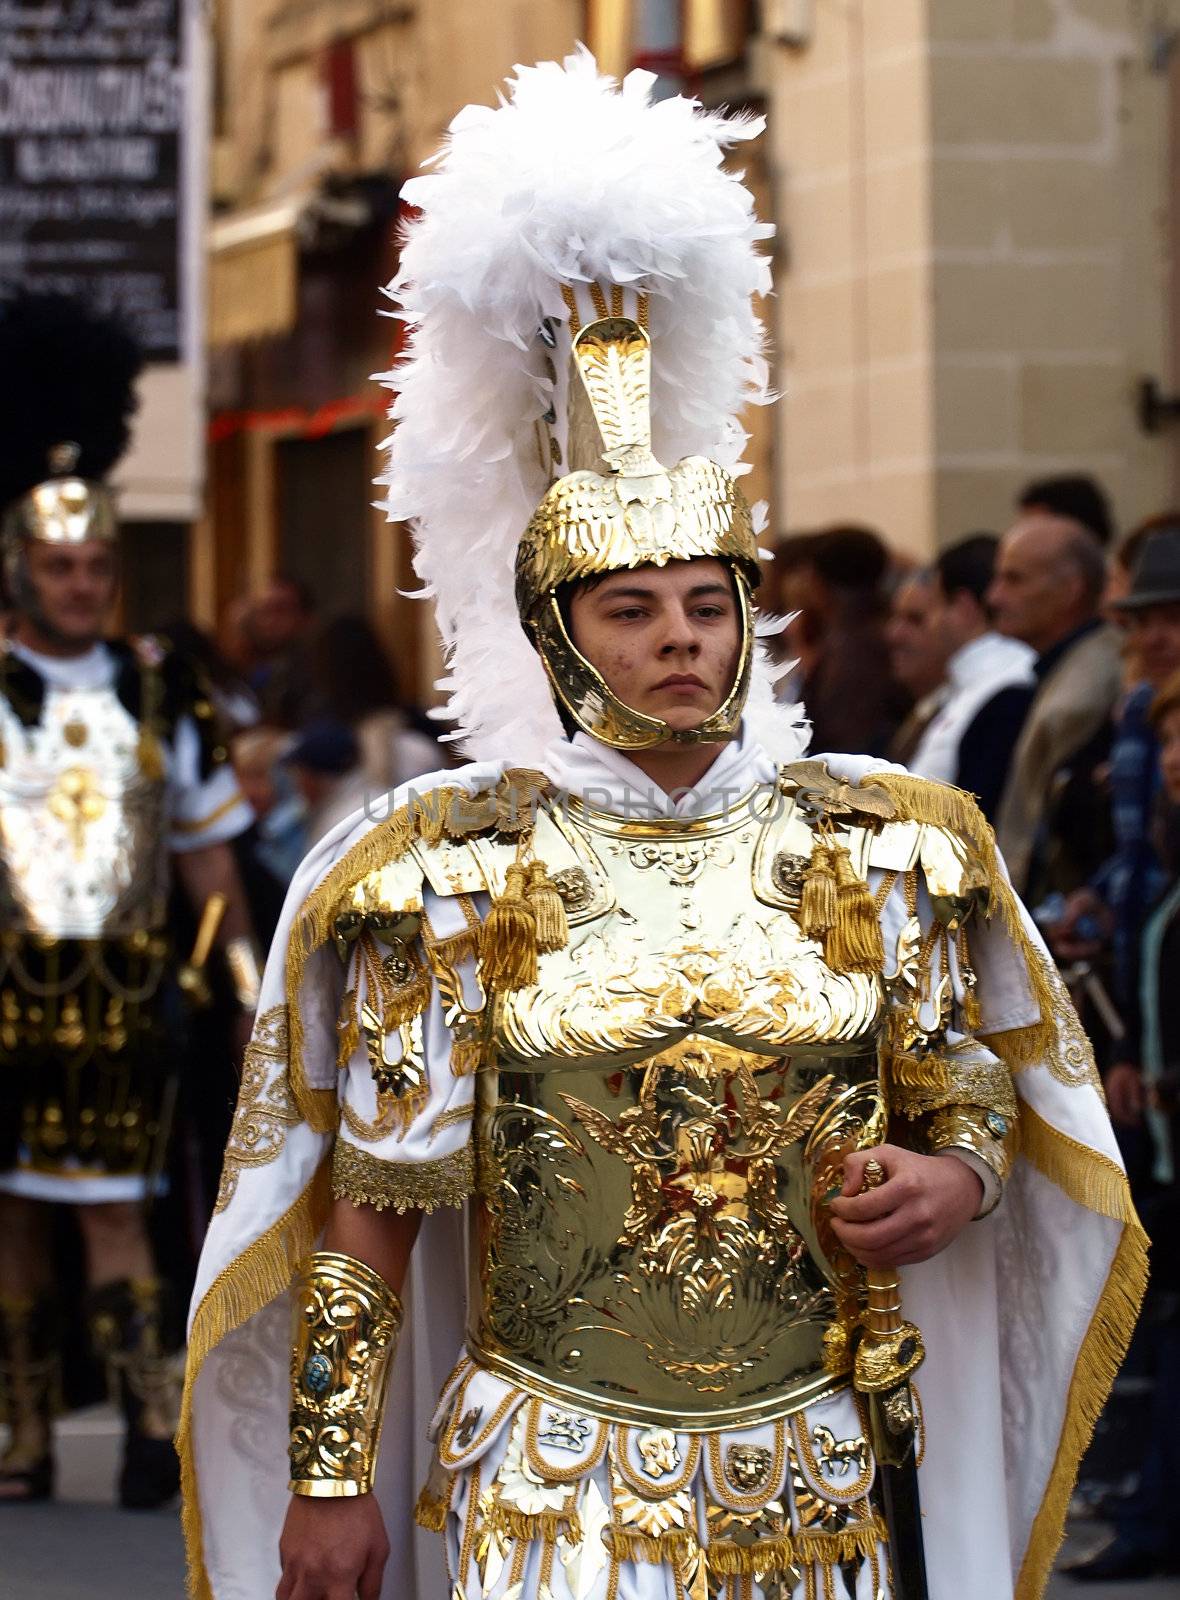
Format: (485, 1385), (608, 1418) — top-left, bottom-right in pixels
(525, 860), (569, 954)
(335, 988), (360, 1068)
(486, 1502), (581, 1546)
(380, 968), (432, 1029)
(706, 1532), (799, 1577)
(890, 1053), (950, 1093)
(798, 838), (837, 940)
(824, 842), (885, 974)
(413, 1484), (450, 1532)
(962, 984), (982, 1032)
(450, 1037), (483, 1077)
(478, 863), (538, 993)
(822, 1318), (854, 1376)
(794, 1519), (886, 1564)
(137, 726), (165, 781)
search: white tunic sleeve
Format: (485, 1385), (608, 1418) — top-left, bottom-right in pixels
(168, 714), (254, 852)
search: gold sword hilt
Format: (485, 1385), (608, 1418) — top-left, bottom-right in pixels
(852, 1157), (925, 1464)
(177, 892), (229, 1009)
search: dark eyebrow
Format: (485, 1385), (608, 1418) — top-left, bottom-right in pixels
(592, 580), (732, 602)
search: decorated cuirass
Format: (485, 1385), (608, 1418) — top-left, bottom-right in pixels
(466, 789), (892, 1429)
(331, 762), (1004, 1433)
(0, 679), (170, 938)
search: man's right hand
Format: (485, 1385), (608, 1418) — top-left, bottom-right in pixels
(1048, 887), (1111, 962)
(1104, 1062), (1145, 1128)
(277, 1493), (390, 1600)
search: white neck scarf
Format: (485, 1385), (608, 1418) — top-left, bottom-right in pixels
(541, 725), (778, 819)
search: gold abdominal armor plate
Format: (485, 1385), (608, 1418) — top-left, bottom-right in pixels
(468, 796), (889, 1429)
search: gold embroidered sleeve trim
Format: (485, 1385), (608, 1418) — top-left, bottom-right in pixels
(214, 1004), (298, 1213)
(330, 1139), (475, 1214)
(890, 1046), (1018, 1121)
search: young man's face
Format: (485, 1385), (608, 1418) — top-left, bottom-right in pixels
(22, 539), (118, 647)
(567, 559), (742, 735)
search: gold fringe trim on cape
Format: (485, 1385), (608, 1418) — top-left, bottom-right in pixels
(1017, 1104), (1139, 1221)
(1013, 1220), (1148, 1599)
(865, 772), (1057, 1068)
(1010, 1104), (1149, 1599)
(179, 1157), (333, 1600)
(330, 1139), (475, 1214)
(983, 1020), (1048, 1073)
(868, 770), (1147, 1596)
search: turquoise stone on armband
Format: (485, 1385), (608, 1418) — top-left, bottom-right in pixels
(302, 1353), (332, 1395)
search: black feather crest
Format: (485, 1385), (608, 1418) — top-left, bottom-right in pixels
(0, 291), (144, 513)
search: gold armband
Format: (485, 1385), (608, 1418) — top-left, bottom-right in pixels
(225, 936), (264, 1012)
(923, 1105), (1013, 1193)
(288, 1251), (403, 1497)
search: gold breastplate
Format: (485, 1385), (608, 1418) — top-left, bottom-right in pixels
(0, 683), (170, 938)
(467, 793), (890, 1429)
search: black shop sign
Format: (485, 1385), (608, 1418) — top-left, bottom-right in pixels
(0, 0), (188, 361)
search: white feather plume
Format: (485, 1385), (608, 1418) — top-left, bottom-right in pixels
(376, 47), (808, 765)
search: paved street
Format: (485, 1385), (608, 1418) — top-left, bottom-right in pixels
(1, 1410), (1176, 1599)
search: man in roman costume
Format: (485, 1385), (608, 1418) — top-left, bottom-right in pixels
(181, 55), (1145, 1600)
(0, 293), (260, 1508)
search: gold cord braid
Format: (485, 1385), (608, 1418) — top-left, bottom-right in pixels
(559, 283), (581, 333)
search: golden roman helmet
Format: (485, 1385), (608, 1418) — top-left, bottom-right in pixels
(2, 442), (117, 549)
(514, 285), (761, 750)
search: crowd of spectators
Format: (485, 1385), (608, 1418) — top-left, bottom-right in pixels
(175, 578), (444, 945)
(771, 473), (1179, 1583)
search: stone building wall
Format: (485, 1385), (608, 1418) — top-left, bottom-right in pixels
(766, 0), (1180, 553)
